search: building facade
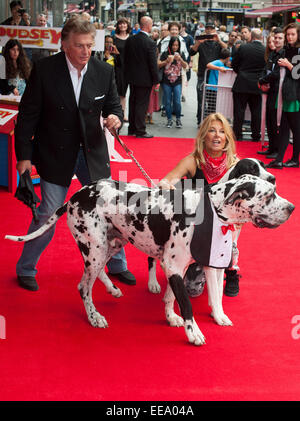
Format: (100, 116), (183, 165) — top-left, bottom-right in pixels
(0, 0), (299, 27)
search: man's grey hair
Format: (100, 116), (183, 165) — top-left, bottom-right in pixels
(61, 15), (96, 41)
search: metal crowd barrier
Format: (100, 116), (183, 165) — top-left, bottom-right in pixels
(200, 69), (257, 141)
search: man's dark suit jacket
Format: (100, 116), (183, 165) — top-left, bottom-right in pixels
(124, 32), (159, 87)
(232, 40), (266, 95)
(15, 52), (123, 187)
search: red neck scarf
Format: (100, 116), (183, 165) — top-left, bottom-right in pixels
(201, 150), (228, 184)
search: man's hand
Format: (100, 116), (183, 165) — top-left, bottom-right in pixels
(16, 160), (32, 176)
(212, 32), (220, 42)
(103, 114), (122, 132)
(191, 39), (202, 50)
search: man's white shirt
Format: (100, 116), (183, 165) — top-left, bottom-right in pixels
(65, 54), (88, 106)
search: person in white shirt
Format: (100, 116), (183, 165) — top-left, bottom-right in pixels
(13, 15), (136, 292)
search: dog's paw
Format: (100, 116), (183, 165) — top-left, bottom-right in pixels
(211, 311), (233, 326)
(148, 280), (161, 294)
(88, 312), (108, 328)
(108, 284), (123, 298)
(167, 312), (184, 327)
(184, 319), (206, 345)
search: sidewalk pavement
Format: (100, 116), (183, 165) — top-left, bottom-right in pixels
(119, 71), (199, 140)
(119, 72), (264, 143)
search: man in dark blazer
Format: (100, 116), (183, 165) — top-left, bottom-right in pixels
(231, 28), (266, 141)
(124, 16), (159, 138)
(14, 16), (136, 291)
(227, 30), (238, 57)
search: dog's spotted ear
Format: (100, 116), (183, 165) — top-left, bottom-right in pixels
(224, 182), (256, 205)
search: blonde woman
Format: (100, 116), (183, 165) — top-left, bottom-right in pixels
(159, 113), (241, 297)
(159, 113), (238, 188)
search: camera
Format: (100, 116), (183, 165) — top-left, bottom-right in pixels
(17, 8), (26, 15)
(195, 34), (214, 41)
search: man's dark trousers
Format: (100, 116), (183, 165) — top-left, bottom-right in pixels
(233, 92), (261, 141)
(128, 85), (152, 136)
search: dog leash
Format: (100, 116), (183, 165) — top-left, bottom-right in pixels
(111, 128), (158, 188)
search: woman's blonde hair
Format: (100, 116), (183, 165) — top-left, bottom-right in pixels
(193, 113), (238, 169)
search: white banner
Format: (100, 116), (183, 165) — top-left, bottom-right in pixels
(0, 26), (104, 51)
(216, 70), (251, 121)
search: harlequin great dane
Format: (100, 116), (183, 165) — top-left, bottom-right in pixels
(148, 158), (276, 295)
(6, 174), (294, 346)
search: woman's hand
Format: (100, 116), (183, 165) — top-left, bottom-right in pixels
(158, 179), (175, 190)
(111, 44), (119, 54)
(278, 58), (293, 71)
(13, 88), (19, 95)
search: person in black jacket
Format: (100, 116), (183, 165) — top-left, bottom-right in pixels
(1, 1), (27, 26)
(267, 22), (300, 169)
(14, 16), (136, 291)
(231, 28), (266, 142)
(190, 22), (227, 126)
(258, 28), (285, 158)
(124, 16), (159, 138)
(227, 30), (238, 57)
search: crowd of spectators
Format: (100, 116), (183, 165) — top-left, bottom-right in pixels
(0, 1), (52, 93)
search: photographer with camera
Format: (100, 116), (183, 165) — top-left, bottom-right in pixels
(190, 22), (227, 127)
(1, 1), (27, 26)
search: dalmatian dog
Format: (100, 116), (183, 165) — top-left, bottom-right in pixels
(147, 158), (276, 296)
(5, 174), (294, 346)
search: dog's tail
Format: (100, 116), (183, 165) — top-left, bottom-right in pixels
(5, 203), (68, 242)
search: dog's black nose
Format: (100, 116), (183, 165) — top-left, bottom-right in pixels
(268, 175), (276, 185)
(288, 203), (295, 214)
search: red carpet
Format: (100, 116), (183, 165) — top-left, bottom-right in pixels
(0, 137), (299, 401)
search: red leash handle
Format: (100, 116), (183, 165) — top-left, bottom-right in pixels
(111, 128), (157, 188)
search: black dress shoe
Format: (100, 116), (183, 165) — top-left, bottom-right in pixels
(266, 160), (283, 169)
(127, 131), (135, 136)
(224, 269), (241, 297)
(108, 270), (136, 285)
(283, 159), (299, 168)
(135, 133), (154, 138)
(266, 152), (278, 159)
(257, 149), (272, 155)
(17, 275), (39, 291)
